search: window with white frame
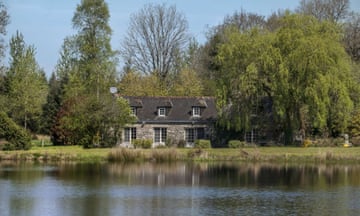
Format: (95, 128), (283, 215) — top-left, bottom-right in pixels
(186, 128), (195, 143)
(154, 128), (167, 143)
(158, 107), (166, 116)
(245, 129), (258, 143)
(192, 106), (201, 117)
(185, 128), (205, 143)
(124, 127), (136, 143)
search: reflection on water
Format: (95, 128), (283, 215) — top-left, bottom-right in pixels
(0, 162), (360, 216)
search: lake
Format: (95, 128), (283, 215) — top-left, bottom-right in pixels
(0, 162), (359, 216)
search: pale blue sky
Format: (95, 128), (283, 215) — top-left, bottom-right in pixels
(4, 0), (360, 77)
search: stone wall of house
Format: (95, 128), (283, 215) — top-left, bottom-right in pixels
(120, 123), (214, 148)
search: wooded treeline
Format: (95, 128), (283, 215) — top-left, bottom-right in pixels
(1, 0), (360, 148)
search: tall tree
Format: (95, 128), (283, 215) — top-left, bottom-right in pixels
(215, 14), (354, 144)
(0, 1), (9, 112)
(296, 0), (350, 22)
(198, 10), (267, 96)
(121, 3), (189, 86)
(40, 72), (62, 135)
(72, 0), (117, 99)
(344, 12), (360, 62)
(0, 1), (9, 62)
(7, 31), (48, 131)
(222, 9), (266, 32)
(55, 0), (132, 147)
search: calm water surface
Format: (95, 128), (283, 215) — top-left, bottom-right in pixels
(0, 162), (359, 216)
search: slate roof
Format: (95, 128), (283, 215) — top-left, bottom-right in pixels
(124, 96), (217, 124)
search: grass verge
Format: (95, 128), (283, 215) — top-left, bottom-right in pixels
(1, 146), (360, 163)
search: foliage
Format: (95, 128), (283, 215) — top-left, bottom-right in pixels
(40, 72), (63, 135)
(61, 95), (135, 148)
(350, 136), (360, 147)
(118, 70), (167, 96)
(119, 68), (204, 96)
(0, 1), (9, 60)
(170, 68), (204, 96)
(303, 139), (312, 147)
(6, 31), (48, 131)
(214, 14), (354, 144)
(50, 0), (135, 147)
(349, 109), (360, 137)
(309, 137), (344, 147)
(133, 139), (152, 149)
(165, 138), (186, 148)
(194, 139), (211, 148)
(0, 111), (31, 150)
(228, 140), (247, 148)
(71, 0), (117, 98)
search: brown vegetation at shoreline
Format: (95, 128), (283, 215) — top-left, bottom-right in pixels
(1, 146), (360, 164)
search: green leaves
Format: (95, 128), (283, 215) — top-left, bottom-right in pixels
(214, 13), (354, 143)
(51, 0), (131, 147)
(0, 111), (31, 150)
(7, 31), (48, 131)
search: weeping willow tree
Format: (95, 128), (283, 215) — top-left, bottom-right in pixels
(215, 13), (354, 144)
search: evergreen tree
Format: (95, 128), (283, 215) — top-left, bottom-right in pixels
(7, 31), (48, 132)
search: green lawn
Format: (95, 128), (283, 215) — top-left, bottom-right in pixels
(1, 145), (360, 163)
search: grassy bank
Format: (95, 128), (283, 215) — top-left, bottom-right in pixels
(1, 146), (360, 163)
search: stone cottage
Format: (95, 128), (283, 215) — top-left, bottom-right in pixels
(120, 96), (217, 148)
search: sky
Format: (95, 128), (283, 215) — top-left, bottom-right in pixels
(3, 0), (360, 77)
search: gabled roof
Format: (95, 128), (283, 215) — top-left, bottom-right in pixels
(124, 96), (217, 124)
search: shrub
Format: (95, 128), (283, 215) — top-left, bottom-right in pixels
(303, 139), (312, 147)
(133, 139), (152, 149)
(167, 139), (186, 148)
(195, 139), (211, 149)
(165, 138), (176, 147)
(132, 139), (142, 148)
(350, 136), (360, 147)
(312, 137), (345, 147)
(177, 139), (186, 148)
(228, 140), (246, 148)
(333, 137), (344, 147)
(142, 139), (152, 149)
(0, 112), (31, 150)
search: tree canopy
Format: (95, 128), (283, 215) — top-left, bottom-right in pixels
(50, 0), (133, 147)
(214, 14), (354, 144)
(121, 3), (189, 87)
(6, 31), (48, 131)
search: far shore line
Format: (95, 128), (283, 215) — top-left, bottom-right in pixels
(1, 146), (360, 164)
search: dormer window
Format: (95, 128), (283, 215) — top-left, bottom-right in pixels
(158, 107), (166, 117)
(131, 107), (137, 116)
(192, 106), (201, 117)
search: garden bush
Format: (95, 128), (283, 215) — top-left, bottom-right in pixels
(228, 140), (247, 148)
(165, 138), (187, 148)
(177, 139), (186, 148)
(133, 139), (152, 149)
(350, 136), (360, 147)
(195, 139), (211, 148)
(0, 112), (31, 150)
